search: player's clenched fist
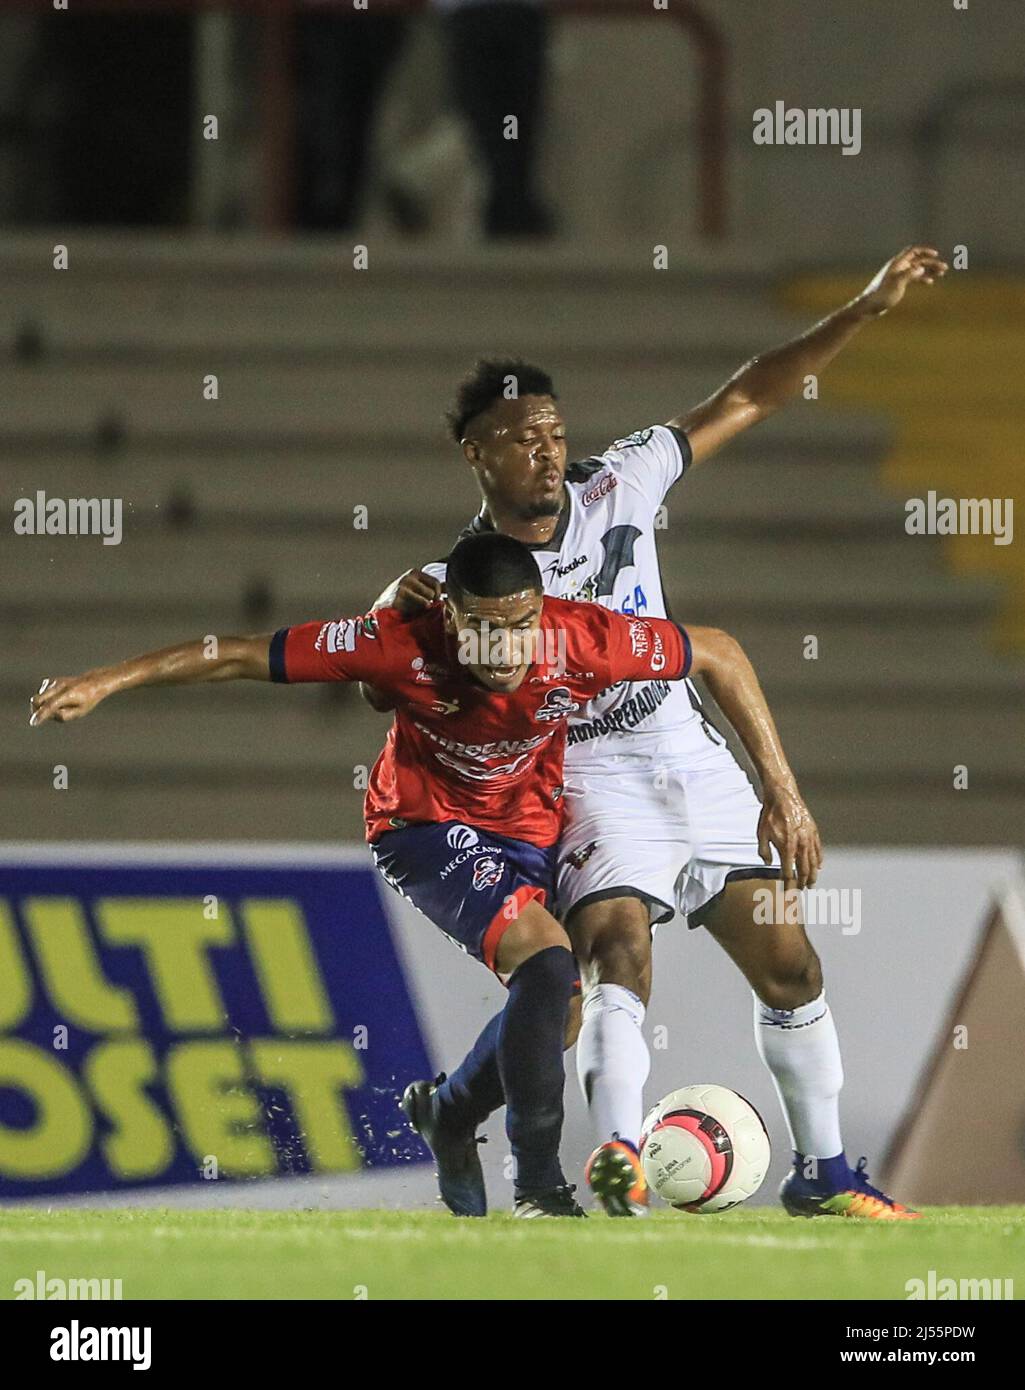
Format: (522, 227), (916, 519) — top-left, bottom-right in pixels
(30, 674), (108, 726)
(373, 568), (442, 617)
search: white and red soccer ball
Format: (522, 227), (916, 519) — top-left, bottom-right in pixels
(639, 1084), (771, 1212)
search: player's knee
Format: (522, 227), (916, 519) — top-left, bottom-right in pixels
(567, 899), (652, 1000)
(496, 899), (571, 976)
(509, 942), (578, 1003)
(595, 936), (650, 1000)
(575, 928), (648, 995)
(755, 946), (823, 1011)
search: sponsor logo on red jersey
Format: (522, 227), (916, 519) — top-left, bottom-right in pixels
(627, 619), (667, 672)
(531, 669), (595, 683)
(316, 619), (360, 654)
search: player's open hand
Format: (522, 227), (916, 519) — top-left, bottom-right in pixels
(856, 245), (948, 317)
(376, 568), (442, 618)
(757, 780), (822, 890)
(29, 674), (107, 726)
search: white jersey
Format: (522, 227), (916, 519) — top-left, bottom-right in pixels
(428, 424), (728, 772)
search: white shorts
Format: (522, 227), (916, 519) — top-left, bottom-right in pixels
(556, 742), (780, 927)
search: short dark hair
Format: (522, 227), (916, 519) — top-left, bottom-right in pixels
(446, 533), (542, 604)
(445, 358), (556, 442)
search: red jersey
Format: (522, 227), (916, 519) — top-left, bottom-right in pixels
(270, 597), (691, 846)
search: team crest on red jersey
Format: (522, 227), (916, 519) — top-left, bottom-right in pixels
(534, 686), (580, 722)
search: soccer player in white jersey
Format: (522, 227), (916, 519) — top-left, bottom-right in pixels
(369, 247), (945, 1219)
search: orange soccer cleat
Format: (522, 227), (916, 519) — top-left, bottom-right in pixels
(781, 1156), (921, 1220)
(585, 1139), (650, 1217)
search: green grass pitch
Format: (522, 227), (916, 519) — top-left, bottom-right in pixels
(1, 1206), (1022, 1300)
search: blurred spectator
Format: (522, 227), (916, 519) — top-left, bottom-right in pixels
(437, 0), (553, 236)
(32, 13), (191, 226)
(295, 0), (553, 237)
(295, 4), (410, 231)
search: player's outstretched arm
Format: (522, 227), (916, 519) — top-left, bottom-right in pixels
(669, 245), (948, 466)
(29, 635), (273, 726)
(687, 625), (822, 889)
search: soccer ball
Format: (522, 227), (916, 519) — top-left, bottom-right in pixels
(639, 1084), (770, 1212)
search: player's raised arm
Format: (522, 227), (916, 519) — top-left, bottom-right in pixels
(685, 625), (822, 890)
(29, 634), (274, 726)
(668, 245), (948, 466)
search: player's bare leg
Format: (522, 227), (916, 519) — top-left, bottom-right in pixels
(694, 876), (822, 1010)
(696, 877), (919, 1219)
(567, 894), (653, 1216)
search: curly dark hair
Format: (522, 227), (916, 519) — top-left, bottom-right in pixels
(445, 358), (557, 442)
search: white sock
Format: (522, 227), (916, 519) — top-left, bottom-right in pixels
(577, 983), (651, 1147)
(754, 990), (844, 1159)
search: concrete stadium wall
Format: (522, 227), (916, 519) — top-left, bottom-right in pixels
(539, 0), (1024, 261)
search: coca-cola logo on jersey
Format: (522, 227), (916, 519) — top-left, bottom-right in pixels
(581, 473), (618, 506)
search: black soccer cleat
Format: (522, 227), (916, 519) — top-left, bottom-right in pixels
(513, 1184), (587, 1219)
(401, 1076), (487, 1218)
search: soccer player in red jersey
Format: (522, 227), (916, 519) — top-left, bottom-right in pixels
(364, 248), (943, 1221)
(29, 533), (801, 1217)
